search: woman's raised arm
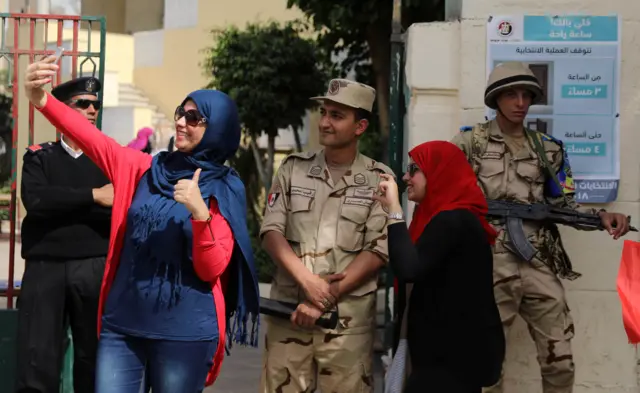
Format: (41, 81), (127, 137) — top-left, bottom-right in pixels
(25, 56), (152, 181)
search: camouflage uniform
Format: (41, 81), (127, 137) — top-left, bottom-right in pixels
(259, 80), (393, 393)
(452, 62), (599, 393)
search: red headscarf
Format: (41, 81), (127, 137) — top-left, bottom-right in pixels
(407, 140), (497, 245)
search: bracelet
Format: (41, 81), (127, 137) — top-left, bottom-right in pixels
(388, 212), (403, 220)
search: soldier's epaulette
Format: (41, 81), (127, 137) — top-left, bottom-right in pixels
(367, 160), (394, 175)
(282, 150), (316, 163)
(537, 132), (563, 147)
(25, 142), (54, 154)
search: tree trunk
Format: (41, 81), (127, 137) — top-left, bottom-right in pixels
(265, 130), (277, 194)
(366, 17), (392, 164)
(249, 138), (267, 187)
(291, 126), (303, 152)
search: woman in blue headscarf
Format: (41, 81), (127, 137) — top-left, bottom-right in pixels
(24, 56), (260, 392)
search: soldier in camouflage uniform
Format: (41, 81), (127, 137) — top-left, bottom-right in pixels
(259, 79), (394, 393)
(451, 62), (630, 393)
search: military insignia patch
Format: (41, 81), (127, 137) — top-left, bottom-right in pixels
(86, 78), (96, 92)
(267, 192), (280, 208)
(328, 80), (340, 95)
(310, 165), (322, 176)
(290, 186), (315, 198)
(353, 173), (366, 185)
(26, 142), (53, 153)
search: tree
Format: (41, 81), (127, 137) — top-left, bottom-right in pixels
(287, 0), (445, 161)
(202, 20), (332, 193)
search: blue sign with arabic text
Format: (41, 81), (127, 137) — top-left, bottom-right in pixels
(487, 14), (621, 203)
(524, 16), (618, 42)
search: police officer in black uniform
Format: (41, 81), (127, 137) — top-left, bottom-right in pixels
(16, 76), (112, 393)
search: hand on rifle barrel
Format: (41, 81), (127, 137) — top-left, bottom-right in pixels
(599, 211), (630, 240)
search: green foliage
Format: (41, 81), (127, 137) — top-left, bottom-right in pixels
(202, 20), (333, 137)
(354, 64), (383, 161)
(288, 0), (444, 79)
(227, 142), (275, 283)
(0, 94), (12, 186)
(0, 198), (8, 221)
(247, 211), (276, 283)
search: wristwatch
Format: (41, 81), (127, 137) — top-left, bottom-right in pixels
(387, 212), (404, 220)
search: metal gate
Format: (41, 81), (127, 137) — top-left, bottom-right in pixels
(384, 0), (406, 354)
(0, 13), (106, 391)
(1, 12), (106, 308)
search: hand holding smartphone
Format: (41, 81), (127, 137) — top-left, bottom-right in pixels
(53, 46), (64, 63)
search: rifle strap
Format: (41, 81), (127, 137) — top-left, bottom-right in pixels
(527, 130), (570, 206)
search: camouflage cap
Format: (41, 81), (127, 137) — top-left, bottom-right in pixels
(484, 61), (543, 109)
(311, 79), (376, 112)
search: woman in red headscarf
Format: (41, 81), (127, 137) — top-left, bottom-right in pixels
(375, 141), (505, 393)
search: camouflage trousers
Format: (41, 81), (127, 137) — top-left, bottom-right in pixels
(483, 250), (575, 393)
(260, 318), (374, 393)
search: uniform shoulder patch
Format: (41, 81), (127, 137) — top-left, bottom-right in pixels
(537, 131), (563, 147)
(282, 150), (316, 164)
(26, 142), (54, 154)
(363, 156), (393, 176)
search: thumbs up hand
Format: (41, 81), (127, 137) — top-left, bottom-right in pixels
(174, 168), (209, 220)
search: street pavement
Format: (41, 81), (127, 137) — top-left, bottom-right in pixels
(1, 240), (387, 393)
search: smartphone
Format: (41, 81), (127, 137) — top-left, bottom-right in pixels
(53, 46), (64, 63)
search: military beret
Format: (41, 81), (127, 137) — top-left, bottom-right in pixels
(51, 76), (102, 102)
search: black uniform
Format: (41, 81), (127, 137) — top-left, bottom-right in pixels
(16, 77), (110, 393)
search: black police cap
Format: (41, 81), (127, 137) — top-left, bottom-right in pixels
(51, 76), (102, 102)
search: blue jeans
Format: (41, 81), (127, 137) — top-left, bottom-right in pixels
(95, 327), (218, 393)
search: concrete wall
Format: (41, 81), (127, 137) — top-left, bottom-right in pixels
(133, 0), (303, 122)
(102, 106), (155, 146)
(405, 1), (640, 391)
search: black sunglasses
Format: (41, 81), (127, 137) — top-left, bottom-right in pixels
(406, 163), (420, 177)
(174, 106), (206, 126)
(71, 99), (101, 110)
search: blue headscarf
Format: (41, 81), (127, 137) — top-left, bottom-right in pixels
(147, 89), (260, 348)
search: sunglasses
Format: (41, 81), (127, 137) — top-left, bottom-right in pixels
(71, 99), (101, 110)
(406, 163), (420, 177)
(174, 106), (206, 126)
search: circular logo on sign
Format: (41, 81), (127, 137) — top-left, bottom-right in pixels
(497, 21), (513, 37)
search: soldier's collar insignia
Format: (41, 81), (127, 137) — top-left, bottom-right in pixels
(309, 165), (322, 176)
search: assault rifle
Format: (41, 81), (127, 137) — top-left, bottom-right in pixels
(259, 297), (339, 329)
(487, 199), (638, 262)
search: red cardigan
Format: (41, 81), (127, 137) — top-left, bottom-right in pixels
(38, 93), (234, 385)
